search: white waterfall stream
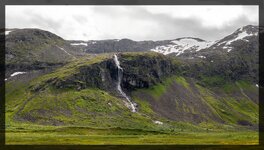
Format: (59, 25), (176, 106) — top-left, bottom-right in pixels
(113, 54), (137, 112)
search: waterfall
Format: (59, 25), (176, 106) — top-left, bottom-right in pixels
(113, 54), (137, 112)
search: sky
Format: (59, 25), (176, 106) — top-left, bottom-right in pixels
(6, 5), (258, 41)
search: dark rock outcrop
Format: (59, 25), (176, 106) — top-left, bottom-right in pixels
(33, 53), (184, 95)
(119, 53), (179, 91)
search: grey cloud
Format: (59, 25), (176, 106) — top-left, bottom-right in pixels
(196, 15), (258, 40)
(72, 15), (88, 24)
(91, 6), (257, 41)
(6, 6), (258, 41)
(24, 9), (63, 32)
(83, 33), (88, 37)
(92, 7), (205, 40)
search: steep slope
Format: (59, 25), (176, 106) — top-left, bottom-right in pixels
(6, 52), (258, 131)
(208, 25), (258, 53)
(132, 76), (258, 128)
(5, 28), (85, 77)
(153, 25), (258, 57)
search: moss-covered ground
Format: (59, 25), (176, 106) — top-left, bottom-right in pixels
(6, 128), (258, 145)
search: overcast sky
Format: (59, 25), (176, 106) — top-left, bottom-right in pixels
(6, 5), (258, 41)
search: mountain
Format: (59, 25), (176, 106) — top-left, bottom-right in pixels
(68, 25), (258, 59)
(208, 25), (258, 53)
(5, 25), (259, 144)
(178, 25), (259, 84)
(5, 28), (85, 77)
(158, 25), (258, 57)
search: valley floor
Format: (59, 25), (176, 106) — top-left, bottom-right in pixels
(6, 127), (258, 145)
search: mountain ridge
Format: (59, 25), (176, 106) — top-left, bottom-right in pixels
(65, 25), (258, 56)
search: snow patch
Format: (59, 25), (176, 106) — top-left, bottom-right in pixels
(70, 42), (88, 46)
(154, 121), (163, 125)
(217, 41), (226, 46)
(10, 72), (26, 77)
(226, 31), (256, 45)
(215, 30), (257, 52)
(5, 31), (12, 35)
(151, 38), (213, 56)
(56, 46), (76, 58)
(223, 46), (232, 52)
(151, 45), (180, 55)
(171, 38), (213, 52)
(197, 56), (206, 59)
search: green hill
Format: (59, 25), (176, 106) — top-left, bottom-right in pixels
(6, 53), (258, 134)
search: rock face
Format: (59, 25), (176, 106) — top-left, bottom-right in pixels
(119, 53), (179, 91)
(32, 52), (181, 95)
(50, 59), (118, 92)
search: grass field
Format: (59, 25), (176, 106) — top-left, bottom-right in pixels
(5, 127), (258, 145)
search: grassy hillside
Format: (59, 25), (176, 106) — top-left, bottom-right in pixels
(5, 29), (85, 76)
(132, 76), (258, 128)
(5, 52), (259, 144)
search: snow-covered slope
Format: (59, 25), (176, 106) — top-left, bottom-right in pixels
(5, 30), (13, 35)
(150, 37), (214, 56)
(209, 25), (258, 53)
(151, 25), (258, 56)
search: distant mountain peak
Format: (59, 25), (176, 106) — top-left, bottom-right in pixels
(209, 25), (258, 53)
(234, 25), (258, 35)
